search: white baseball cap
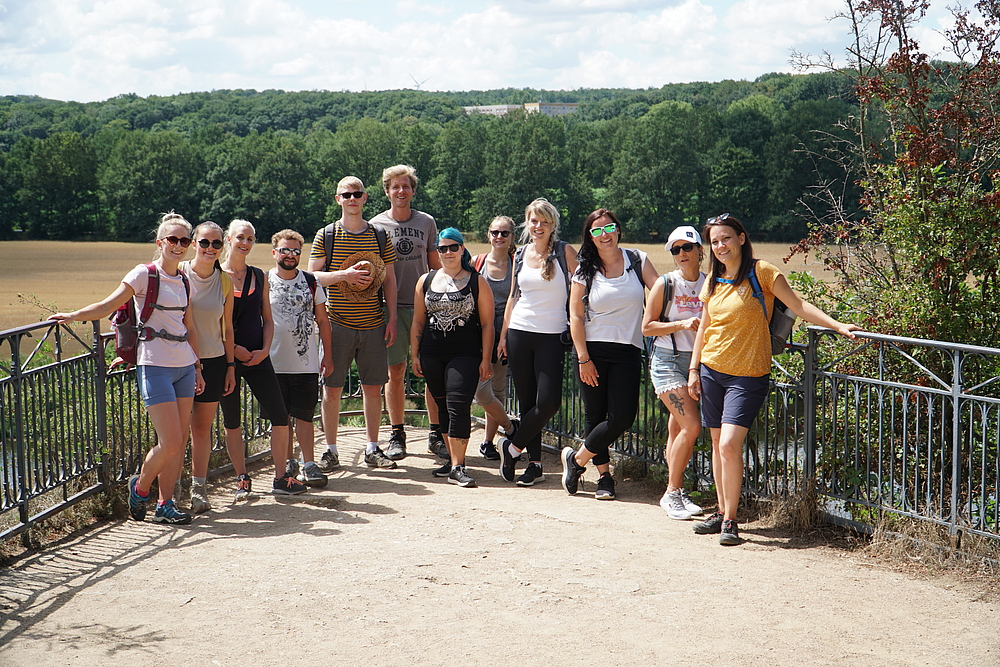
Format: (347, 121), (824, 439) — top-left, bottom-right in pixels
(666, 226), (702, 248)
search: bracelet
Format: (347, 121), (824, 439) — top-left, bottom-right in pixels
(194, 362), (204, 370)
(577, 358), (592, 365)
(688, 367), (699, 373)
(227, 361), (236, 367)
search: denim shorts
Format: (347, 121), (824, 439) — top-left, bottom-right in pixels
(649, 348), (692, 395)
(137, 364), (196, 407)
(699, 364), (770, 429)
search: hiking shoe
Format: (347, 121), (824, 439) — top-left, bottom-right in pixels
(595, 473), (616, 500)
(560, 447), (585, 495)
(680, 490), (703, 515)
(660, 489), (693, 520)
(480, 441), (501, 461)
(273, 475), (308, 495)
(428, 430), (449, 459)
(432, 462), (453, 477)
(300, 461), (329, 488)
(285, 457), (300, 479)
(448, 465), (477, 488)
(386, 430), (407, 460)
(364, 447), (398, 469)
(190, 483), (211, 514)
(319, 450), (340, 471)
(234, 474), (252, 502)
(128, 474), (149, 522)
(498, 440), (519, 482)
(693, 512), (724, 534)
(719, 519), (741, 546)
(151, 500), (192, 525)
(516, 462), (545, 487)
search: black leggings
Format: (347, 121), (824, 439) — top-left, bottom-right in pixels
(220, 357), (289, 429)
(421, 354), (479, 440)
(507, 329), (565, 462)
(578, 342), (642, 466)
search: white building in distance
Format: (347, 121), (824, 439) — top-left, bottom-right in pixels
(463, 102), (579, 117)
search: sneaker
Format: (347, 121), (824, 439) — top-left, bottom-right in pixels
(719, 519), (741, 546)
(660, 489), (693, 520)
(427, 430), (449, 459)
(190, 483), (211, 514)
(319, 450), (340, 472)
(693, 512), (724, 534)
(498, 440), (519, 483)
(503, 417), (520, 442)
(479, 441), (500, 461)
(432, 462), (453, 477)
(300, 461), (329, 488)
(560, 447), (585, 495)
(447, 465), (477, 488)
(285, 457), (300, 479)
(385, 430), (407, 460)
(516, 462), (545, 487)
(680, 490), (703, 515)
(128, 474), (149, 522)
(273, 475), (308, 495)
(151, 499), (192, 525)
(364, 447), (398, 469)
(234, 474), (252, 502)
(595, 473), (616, 500)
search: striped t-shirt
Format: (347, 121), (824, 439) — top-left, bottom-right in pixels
(310, 222), (396, 330)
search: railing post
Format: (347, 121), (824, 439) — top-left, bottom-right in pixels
(949, 349), (962, 539)
(93, 322), (109, 489)
(10, 331), (29, 547)
(803, 328), (817, 482)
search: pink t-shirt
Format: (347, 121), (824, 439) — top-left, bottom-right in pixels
(123, 264), (198, 368)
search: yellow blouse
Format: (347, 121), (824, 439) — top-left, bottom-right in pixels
(699, 259), (781, 377)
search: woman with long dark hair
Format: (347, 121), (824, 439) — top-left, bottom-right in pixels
(560, 209), (659, 500)
(689, 213), (860, 545)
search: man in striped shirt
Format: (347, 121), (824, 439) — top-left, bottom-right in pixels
(309, 176), (399, 469)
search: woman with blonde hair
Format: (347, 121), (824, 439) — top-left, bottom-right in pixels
(497, 198), (578, 486)
(50, 212), (203, 524)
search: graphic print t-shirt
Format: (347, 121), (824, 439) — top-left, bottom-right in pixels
(268, 269), (327, 374)
(369, 209), (438, 308)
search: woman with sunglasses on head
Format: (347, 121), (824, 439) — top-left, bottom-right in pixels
(560, 209), (659, 500)
(471, 215), (520, 462)
(497, 198), (578, 487)
(219, 219), (306, 498)
(177, 221), (236, 513)
(49, 212), (204, 525)
(411, 228), (495, 488)
(689, 213), (861, 545)
(640, 226), (707, 520)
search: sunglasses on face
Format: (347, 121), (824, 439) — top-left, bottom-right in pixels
(198, 239), (224, 249)
(489, 229), (511, 238)
(276, 247), (302, 256)
(162, 236), (192, 247)
(339, 191), (365, 199)
(670, 242), (699, 255)
(589, 222), (618, 237)
(437, 243), (462, 254)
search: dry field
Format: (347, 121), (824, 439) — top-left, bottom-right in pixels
(0, 239), (834, 333)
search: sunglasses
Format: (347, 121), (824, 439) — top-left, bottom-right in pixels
(706, 213), (731, 225)
(339, 191), (365, 199)
(437, 243), (462, 254)
(589, 222), (618, 237)
(489, 229), (511, 238)
(162, 236), (192, 247)
(198, 239), (225, 249)
(670, 242), (699, 255)
(276, 247), (302, 256)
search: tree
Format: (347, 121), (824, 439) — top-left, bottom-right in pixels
(17, 132), (101, 239)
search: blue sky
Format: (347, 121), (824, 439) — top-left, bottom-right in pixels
(0, 0), (961, 102)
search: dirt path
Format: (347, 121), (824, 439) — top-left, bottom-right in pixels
(1, 426), (997, 666)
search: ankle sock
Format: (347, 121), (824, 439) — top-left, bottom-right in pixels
(507, 442), (520, 458)
(327, 444), (339, 455)
(192, 476), (206, 487)
(366, 441), (379, 454)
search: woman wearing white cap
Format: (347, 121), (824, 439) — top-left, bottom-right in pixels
(641, 226), (706, 520)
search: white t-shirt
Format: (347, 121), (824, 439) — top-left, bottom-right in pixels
(572, 248), (648, 348)
(268, 269), (327, 374)
(509, 264), (569, 335)
(653, 270), (706, 352)
(123, 264), (197, 368)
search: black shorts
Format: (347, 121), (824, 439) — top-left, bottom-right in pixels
(194, 355), (229, 404)
(699, 364), (770, 429)
(277, 373), (320, 423)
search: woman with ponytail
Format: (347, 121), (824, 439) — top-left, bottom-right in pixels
(411, 228), (494, 488)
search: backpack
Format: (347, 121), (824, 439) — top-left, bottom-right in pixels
(322, 221), (389, 302)
(109, 263), (190, 368)
(473, 254), (488, 273)
(581, 249), (643, 322)
(715, 260), (796, 355)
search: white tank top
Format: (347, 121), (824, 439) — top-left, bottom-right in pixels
(508, 264), (568, 335)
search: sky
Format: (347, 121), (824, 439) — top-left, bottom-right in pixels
(0, 0), (963, 103)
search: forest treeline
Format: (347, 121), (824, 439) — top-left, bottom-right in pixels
(0, 71), (862, 243)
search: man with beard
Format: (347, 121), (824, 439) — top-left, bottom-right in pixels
(268, 229), (334, 487)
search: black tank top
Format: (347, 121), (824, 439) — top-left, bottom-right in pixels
(232, 266), (265, 352)
(420, 270), (481, 358)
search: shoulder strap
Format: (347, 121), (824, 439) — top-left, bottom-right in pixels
(232, 266), (254, 328)
(324, 223), (337, 271)
(137, 263), (159, 327)
(554, 240), (571, 295)
(373, 224), (388, 257)
(473, 254), (487, 273)
(625, 249), (642, 277)
(422, 269), (436, 294)
(302, 270), (317, 299)
(747, 259), (768, 321)
(511, 246), (526, 301)
(658, 273), (675, 322)
(220, 267), (232, 296)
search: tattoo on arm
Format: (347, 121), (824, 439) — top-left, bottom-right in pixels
(668, 392), (685, 416)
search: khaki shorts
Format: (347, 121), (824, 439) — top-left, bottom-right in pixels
(384, 306), (414, 367)
(323, 321), (389, 388)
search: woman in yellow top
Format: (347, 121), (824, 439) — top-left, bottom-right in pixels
(688, 214), (861, 546)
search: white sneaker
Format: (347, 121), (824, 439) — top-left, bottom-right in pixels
(660, 489), (693, 520)
(680, 489), (703, 515)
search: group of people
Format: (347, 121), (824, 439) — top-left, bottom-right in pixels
(50, 164), (860, 545)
